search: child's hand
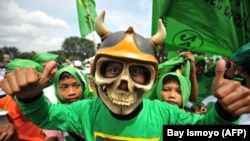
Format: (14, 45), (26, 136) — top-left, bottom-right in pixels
(191, 104), (207, 114)
(197, 103), (207, 114)
(0, 61), (57, 99)
(184, 51), (195, 63)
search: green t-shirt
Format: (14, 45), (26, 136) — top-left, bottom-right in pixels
(191, 75), (213, 105)
(17, 95), (239, 141)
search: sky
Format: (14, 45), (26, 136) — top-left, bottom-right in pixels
(0, 0), (152, 53)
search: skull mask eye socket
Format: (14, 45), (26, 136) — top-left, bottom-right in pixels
(100, 61), (123, 78)
(129, 65), (150, 85)
(100, 60), (151, 85)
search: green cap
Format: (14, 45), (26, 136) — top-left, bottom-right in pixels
(6, 58), (44, 73)
(194, 56), (205, 65)
(230, 42), (250, 66)
(32, 52), (59, 64)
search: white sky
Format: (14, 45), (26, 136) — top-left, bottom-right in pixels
(0, 0), (152, 53)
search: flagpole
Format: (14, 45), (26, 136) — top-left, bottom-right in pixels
(84, 0), (97, 53)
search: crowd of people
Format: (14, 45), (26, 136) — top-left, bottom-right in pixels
(0, 10), (250, 141)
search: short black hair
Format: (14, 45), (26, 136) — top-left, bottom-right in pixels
(59, 72), (74, 81)
(163, 74), (180, 85)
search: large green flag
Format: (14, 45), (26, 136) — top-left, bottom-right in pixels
(76, 0), (97, 38)
(152, 0), (250, 57)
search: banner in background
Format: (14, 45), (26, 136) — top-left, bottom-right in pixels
(76, 0), (97, 38)
(152, 0), (250, 57)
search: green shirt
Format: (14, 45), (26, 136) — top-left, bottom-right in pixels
(17, 96), (238, 141)
(191, 75), (213, 105)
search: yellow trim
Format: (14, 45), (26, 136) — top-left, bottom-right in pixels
(3, 96), (12, 110)
(94, 131), (159, 141)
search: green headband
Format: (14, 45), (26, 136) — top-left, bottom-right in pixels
(230, 42), (250, 66)
(194, 56), (205, 65)
(32, 52), (59, 64)
(6, 58), (44, 73)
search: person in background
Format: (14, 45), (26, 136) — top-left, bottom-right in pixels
(1, 11), (249, 140)
(72, 60), (84, 70)
(64, 59), (73, 67)
(53, 67), (96, 141)
(156, 72), (191, 110)
(185, 55), (214, 114)
(2, 55), (11, 66)
(144, 51), (198, 102)
(0, 55), (11, 98)
(54, 67), (96, 104)
(0, 66), (6, 98)
(184, 51), (198, 101)
(154, 51), (196, 111)
(83, 56), (97, 93)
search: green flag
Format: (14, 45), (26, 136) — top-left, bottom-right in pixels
(152, 0), (250, 57)
(76, 0), (97, 38)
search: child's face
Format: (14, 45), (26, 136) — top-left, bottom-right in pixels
(58, 77), (83, 104)
(162, 82), (182, 107)
(195, 61), (206, 75)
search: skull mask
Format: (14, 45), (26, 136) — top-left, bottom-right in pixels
(91, 11), (166, 115)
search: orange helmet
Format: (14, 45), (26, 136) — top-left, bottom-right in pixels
(91, 11), (167, 80)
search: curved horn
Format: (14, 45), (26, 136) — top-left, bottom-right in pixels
(95, 10), (110, 38)
(149, 19), (167, 46)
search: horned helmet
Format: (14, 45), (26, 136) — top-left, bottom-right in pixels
(92, 11), (166, 115)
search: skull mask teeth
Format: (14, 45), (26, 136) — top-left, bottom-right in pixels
(101, 85), (141, 107)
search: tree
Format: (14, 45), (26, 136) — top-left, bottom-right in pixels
(16, 51), (36, 60)
(49, 50), (66, 64)
(61, 36), (95, 61)
(0, 46), (20, 61)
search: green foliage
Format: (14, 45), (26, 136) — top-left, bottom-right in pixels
(16, 52), (36, 60)
(62, 36), (96, 61)
(0, 46), (20, 61)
